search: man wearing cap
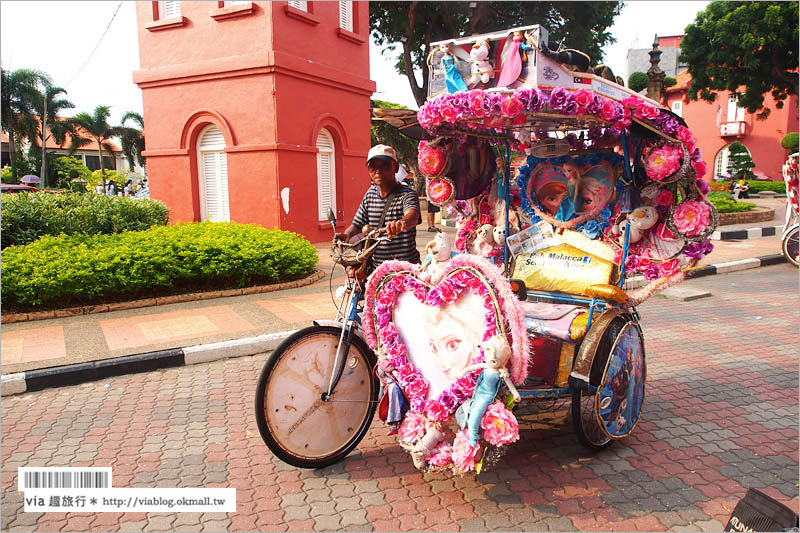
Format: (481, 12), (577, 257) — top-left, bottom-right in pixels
(335, 144), (421, 266)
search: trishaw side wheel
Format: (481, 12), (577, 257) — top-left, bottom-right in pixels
(782, 224), (799, 267)
(571, 388), (613, 451)
(254, 325), (378, 469)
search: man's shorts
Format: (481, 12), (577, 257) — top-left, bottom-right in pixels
(428, 202), (440, 214)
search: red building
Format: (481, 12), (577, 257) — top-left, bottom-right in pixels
(133, 1), (375, 242)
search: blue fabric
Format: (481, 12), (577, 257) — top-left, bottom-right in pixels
(462, 370), (502, 446)
(387, 382), (408, 425)
(443, 55), (467, 93)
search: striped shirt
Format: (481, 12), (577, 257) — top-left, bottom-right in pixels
(351, 183), (420, 265)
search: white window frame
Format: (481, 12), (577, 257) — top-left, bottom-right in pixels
(158, 0), (181, 19)
(197, 125), (230, 222)
(714, 143), (752, 180)
(316, 128), (337, 222)
(338, 1), (353, 32)
(671, 100), (683, 117)
(727, 95), (745, 123)
(287, 0), (308, 11)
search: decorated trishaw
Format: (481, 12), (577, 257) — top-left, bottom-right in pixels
(255, 25), (718, 475)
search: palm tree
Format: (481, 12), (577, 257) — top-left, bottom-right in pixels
(1, 67), (51, 180)
(31, 84), (75, 187)
(119, 111), (145, 171)
(70, 105), (122, 192)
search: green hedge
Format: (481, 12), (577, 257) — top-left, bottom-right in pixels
(708, 191), (756, 213)
(746, 180), (786, 194)
(1, 192), (169, 248)
(1, 222), (318, 308)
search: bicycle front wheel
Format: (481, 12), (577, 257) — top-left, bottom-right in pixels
(782, 224), (799, 267)
(254, 326), (378, 468)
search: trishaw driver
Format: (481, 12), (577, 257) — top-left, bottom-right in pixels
(335, 144), (422, 266)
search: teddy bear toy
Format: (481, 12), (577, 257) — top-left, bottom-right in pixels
(611, 206), (659, 244)
(420, 231), (451, 284)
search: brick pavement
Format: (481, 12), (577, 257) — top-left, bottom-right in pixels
(1, 265), (797, 532)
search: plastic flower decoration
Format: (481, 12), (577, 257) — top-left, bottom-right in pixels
(452, 429), (482, 472)
(672, 201), (711, 237)
(646, 145), (682, 181)
(418, 142), (447, 176)
(480, 402), (520, 446)
(399, 412), (427, 445)
(427, 177), (455, 205)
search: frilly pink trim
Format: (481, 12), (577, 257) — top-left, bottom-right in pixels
(362, 255), (529, 385)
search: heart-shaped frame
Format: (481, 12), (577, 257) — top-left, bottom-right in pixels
(363, 254), (529, 421)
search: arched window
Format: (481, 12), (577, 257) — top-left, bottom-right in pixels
(714, 143), (751, 180)
(197, 125), (230, 222)
(316, 128), (336, 221)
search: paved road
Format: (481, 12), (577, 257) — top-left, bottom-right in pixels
(2, 265), (797, 532)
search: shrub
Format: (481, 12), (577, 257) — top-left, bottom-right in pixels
(708, 191), (755, 213)
(628, 72), (648, 92)
(664, 76), (677, 88)
(727, 142), (755, 180)
(781, 132), (798, 153)
(1, 192), (169, 248)
(746, 180), (786, 194)
(1, 222), (319, 308)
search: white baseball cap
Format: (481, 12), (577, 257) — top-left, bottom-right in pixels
(366, 144), (397, 165)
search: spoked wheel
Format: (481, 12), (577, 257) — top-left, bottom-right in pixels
(782, 224), (799, 267)
(254, 325), (378, 468)
(571, 388), (612, 451)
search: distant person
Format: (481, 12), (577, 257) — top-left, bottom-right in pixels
(738, 178), (750, 199)
(95, 183), (104, 194)
(106, 181), (116, 196)
(124, 180), (133, 197)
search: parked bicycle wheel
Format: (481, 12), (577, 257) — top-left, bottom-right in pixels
(782, 224), (799, 267)
(255, 325), (378, 468)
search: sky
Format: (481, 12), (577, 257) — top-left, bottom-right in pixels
(1, 0), (710, 123)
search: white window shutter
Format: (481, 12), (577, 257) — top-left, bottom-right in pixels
(316, 129), (336, 221)
(339, 1), (353, 32)
(287, 0), (307, 11)
(197, 125), (230, 222)
(671, 100), (682, 117)
(159, 1), (181, 19)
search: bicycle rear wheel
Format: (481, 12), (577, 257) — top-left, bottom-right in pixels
(254, 325), (378, 468)
(782, 224), (799, 267)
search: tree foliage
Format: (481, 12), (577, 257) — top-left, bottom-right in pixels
(119, 111), (145, 170)
(628, 72), (648, 92)
(681, 1), (798, 119)
(781, 132), (798, 153)
(369, 1), (623, 107)
(1, 68), (51, 179)
(70, 105), (122, 190)
(370, 99), (419, 172)
(727, 141), (755, 180)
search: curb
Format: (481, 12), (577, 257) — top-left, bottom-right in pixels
(0, 255), (787, 397)
(711, 225), (783, 241)
(0, 331), (295, 397)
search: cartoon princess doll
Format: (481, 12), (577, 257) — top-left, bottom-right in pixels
(439, 43), (468, 93)
(497, 30), (533, 88)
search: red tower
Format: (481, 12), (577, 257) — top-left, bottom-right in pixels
(133, 1), (375, 241)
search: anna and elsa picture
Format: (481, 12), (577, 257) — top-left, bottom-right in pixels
(597, 324), (645, 437)
(530, 157), (617, 223)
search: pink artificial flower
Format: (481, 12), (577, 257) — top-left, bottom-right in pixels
(418, 144), (447, 176)
(427, 178), (454, 205)
(655, 188), (674, 207)
(599, 99), (616, 121)
(676, 126), (695, 145)
(425, 400), (449, 422)
(406, 377), (429, 400)
(640, 104), (660, 120)
(378, 357), (395, 373)
(397, 363), (418, 385)
(659, 259), (681, 277)
(692, 160), (708, 180)
(646, 145), (682, 181)
(451, 429), (482, 472)
(672, 201), (711, 237)
(398, 412), (427, 445)
(500, 95), (524, 118)
(425, 441), (453, 467)
(469, 90), (487, 117)
(574, 89), (594, 112)
(440, 103), (458, 122)
(480, 402), (520, 446)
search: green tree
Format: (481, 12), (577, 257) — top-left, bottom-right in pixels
(628, 72), (648, 92)
(119, 111), (145, 170)
(664, 76), (677, 88)
(31, 84), (76, 187)
(369, 2), (623, 107)
(727, 141), (755, 180)
(781, 132), (798, 154)
(69, 105), (122, 192)
(680, 1), (798, 119)
(1, 68), (51, 180)
(50, 156), (90, 189)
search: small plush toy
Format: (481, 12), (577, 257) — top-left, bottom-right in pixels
(472, 223), (496, 256)
(492, 225), (506, 247)
(409, 423), (446, 470)
(458, 335), (521, 446)
(611, 206), (659, 244)
(469, 39), (493, 85)
(420, 231), (451, 284)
